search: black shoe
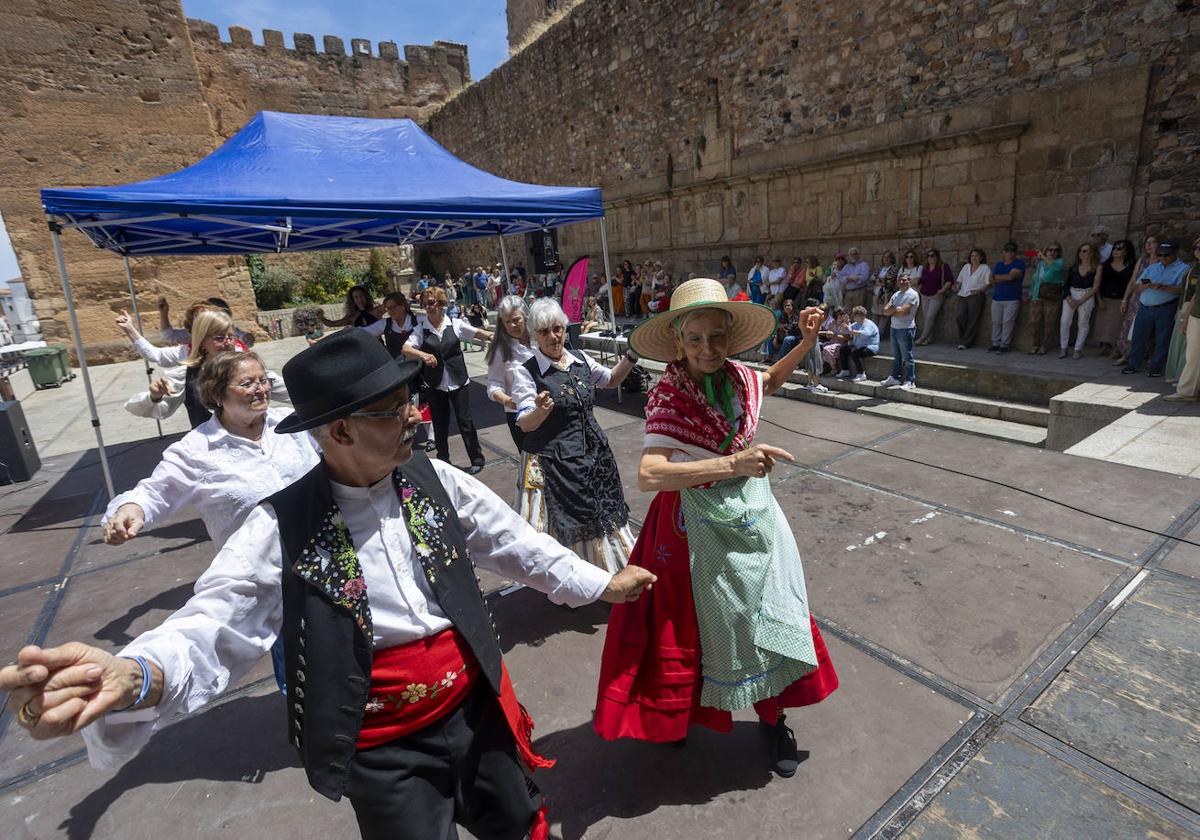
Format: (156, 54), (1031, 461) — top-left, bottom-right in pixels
(998, 346), (1010, 354)
(1148, 370), (1162, 378)
(763, 716), (802, 778)
(464, 464), (484, 475)
(422, 440), (438, 452)
(1121, 367), (1138, 375)
(987, 345), (999, 353)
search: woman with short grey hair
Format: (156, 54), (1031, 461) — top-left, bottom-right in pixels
(510, 298), (639, 571)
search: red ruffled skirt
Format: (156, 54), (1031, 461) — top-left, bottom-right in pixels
(594, 490), (838, 741)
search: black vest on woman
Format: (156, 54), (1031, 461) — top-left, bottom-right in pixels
(183, 366), (210, 429)
(382, 314), (416, 358)
(419, 320), (469, 391)
(267, 453), (502, 801)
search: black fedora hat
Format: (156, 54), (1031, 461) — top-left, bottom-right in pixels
(275, 329), (422, 434)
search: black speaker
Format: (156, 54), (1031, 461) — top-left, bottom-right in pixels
(527, 229), (559, 273)
(0, 400), (41, 484)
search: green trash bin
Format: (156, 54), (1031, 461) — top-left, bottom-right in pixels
(48, 344), (73, 382)
(24, 348), (62, 389)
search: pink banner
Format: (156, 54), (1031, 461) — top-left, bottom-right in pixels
(560, 255), (589, 323)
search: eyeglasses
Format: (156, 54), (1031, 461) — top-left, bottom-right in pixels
(426, 300), (446, 308)
(349, 393), (420, 420)
(232, 377), (274, 391)
(211, 334), (238, 344)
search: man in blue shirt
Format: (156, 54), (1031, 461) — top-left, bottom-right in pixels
(837, 305), (881, 381)
(1123, 240), (1190, 376)
(990, 242), (1025, 353)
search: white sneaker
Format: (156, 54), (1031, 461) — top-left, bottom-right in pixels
(835, 369), (851, 379)
(812, 383), (829, 393)
(881, 376), (900, 387)
(852, 373), (867, 382)
(900, 381), (916, 391)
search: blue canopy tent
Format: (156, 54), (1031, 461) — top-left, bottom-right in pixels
(41, 111), (619, 497)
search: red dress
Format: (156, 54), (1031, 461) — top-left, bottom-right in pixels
(594, 361), (838, 742)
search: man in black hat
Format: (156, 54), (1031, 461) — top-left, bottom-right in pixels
(1, 329), (656, 839)
(1123, 239), (1190, 377)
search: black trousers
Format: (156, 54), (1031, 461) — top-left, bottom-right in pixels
(838, 345), (876, 375)
(346, 683), (539, 840)
(955, 293), (987, 347)
(428, 386), (485, 466)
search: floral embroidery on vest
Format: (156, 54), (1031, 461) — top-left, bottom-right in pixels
(394, 471), (461, 585)
(293, 508), (372, 637)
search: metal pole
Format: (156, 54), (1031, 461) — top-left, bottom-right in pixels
(496, 227), (511, 299)
(123, 255), (163, 438)
(599, 217), (622, 405)
(49, 222), (115, 499)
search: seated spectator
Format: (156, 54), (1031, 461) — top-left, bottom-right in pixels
(837, 306), (880, 381)
(953, 247), (992, 349)
(820, 307), (854, 372)
(769, 298), (802, 361)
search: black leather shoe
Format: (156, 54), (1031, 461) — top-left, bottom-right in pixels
(763, 716), (803, 778)
(1121, 367), (1138, 375)
(464, 464), (484, 475)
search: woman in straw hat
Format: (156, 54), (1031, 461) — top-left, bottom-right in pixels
(594, 277), (839, 777)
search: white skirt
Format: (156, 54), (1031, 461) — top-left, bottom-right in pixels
(517, 453), (633, 573)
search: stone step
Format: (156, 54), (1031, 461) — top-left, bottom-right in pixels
(815, 373), (1050, 427)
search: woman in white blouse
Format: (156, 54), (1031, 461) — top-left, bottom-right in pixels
(485, 296), (536, 449)
(103, 351), (320, 549)
(953, 247), (993, 349)
(117, 309), (287, 428)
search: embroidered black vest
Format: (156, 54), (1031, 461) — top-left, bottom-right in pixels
(183, 366), (210, 429)
(519, 354), (604, 459)
(382, 315), (414, 359)
(419, 320), (469, 390)
(268, 453), (502, 801)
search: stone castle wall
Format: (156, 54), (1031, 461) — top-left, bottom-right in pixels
(0, 0), (468, 362)
(424, 0), (1199, 306)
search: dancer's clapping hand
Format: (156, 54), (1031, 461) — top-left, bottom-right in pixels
(601, 565), (657, 603)
(732, 444), (794, 478)
(533, 391), (555, 413)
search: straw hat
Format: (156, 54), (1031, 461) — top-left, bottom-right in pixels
(629, 277), (777, 362)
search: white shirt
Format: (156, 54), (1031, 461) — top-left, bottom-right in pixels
(767, 266), (788, 295)
(486, 342), (536, 412)
(133, 335), (188, 367)
(123, 363), (290, 421)
(1098, 242), (1113, 263)
(81, 459), (612, 769)
(104, 406), (321, 549)
(404, 316), (482, 391)
(510, 346), (613, 415)
(359, 313), (416, 339)
(955, 263), (993, 297)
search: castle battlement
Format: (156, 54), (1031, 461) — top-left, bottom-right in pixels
(186, 18), (469, 79)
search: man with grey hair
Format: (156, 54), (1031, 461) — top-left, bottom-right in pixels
(841, 247), (872, 312)
(1092, 226), (1113, 263)
(2, 329), (655, 840)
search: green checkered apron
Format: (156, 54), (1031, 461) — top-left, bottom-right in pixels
(681, 475), (819, 710)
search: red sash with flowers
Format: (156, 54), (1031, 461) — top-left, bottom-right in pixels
(643, 359), (760, 455)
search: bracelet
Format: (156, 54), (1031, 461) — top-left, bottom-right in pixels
(113, 655), (152, 712)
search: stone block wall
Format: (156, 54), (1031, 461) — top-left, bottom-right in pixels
(188, 20), (470, 138)
(427, 0), (1199, 294)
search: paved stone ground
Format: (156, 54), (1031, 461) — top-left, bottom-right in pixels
(1, 335), (1198, 839)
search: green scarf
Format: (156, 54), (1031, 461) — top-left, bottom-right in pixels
(704, 368), (739, 452)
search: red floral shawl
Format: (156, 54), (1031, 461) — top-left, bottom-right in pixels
(644, 360), (761, 455)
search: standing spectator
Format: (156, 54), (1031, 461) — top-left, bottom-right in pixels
(915, 247), (954, 346)
(1165, 237), (1200, 401)
(767, 256), (788, 309)
(881, 273), (920, 389)
(747, 255), (768, 305)
(1165, 238), (1200, 384)
(837, 306), (880, 381)
(783, 257), (807, 307)
(1059, 243), (1102, 358)
(842, 247), (871, 312)
(805, 255), (825, 302)
(824, 253), (847, 308)
(988, 242), (1026, 353)
(1123, 240), (1189, 377)
(1092, 226), (1113, 263)
(871, 251), (898, 342)
(719, 255), (737, 286)
(640, 263), (657, 317)
(953, 247), (992, 349)
(1026, 243), (1065, 355)
(1116, 236), (1159, 365)
(624, 262), (640, 318)
(1093, 239), (1135, 357)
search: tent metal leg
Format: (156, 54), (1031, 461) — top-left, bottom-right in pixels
(599, 218), (621, 404)
(496, 229), (511, 299)
(49, 224), (115, 499)
(123, 255), (162, 438)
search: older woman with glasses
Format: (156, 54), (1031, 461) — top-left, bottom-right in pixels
(1116, 236), (1159, 366)
(510, 298), (638, 571)
(1059, 243), (1102, 359)
(915, 248), (953, 345)
(403, 287), (494, 474)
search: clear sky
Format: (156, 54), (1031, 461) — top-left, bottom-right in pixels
(182, 0), (510, 81)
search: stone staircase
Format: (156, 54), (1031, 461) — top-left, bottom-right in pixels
(579, 333), (1086, 448)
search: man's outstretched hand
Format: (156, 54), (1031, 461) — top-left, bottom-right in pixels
(600, 565), (657, 604)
